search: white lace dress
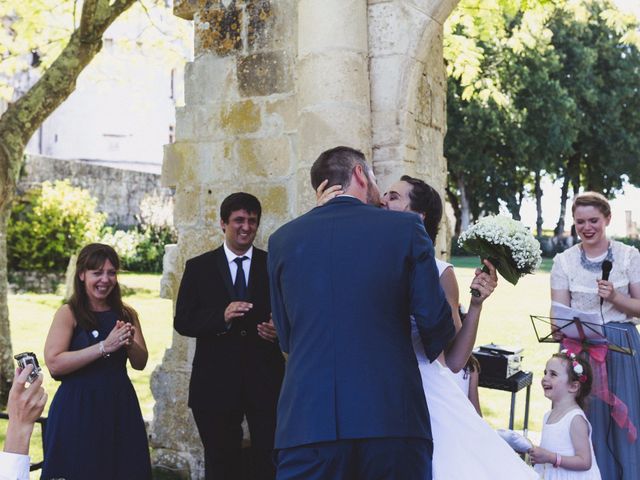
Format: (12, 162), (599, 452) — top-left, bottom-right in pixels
(533, 408), (601, 480)
(550, 240), (640, 325)
(411, 259), (538, 479)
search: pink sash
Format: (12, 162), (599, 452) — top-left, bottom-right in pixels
(562, 337), (637, 443)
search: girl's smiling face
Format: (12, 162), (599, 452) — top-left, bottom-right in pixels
(541, 357), (577, 403)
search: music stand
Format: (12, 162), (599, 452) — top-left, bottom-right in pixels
(529, 314), (633, 355)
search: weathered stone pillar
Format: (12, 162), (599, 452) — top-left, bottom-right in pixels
(151, 1), (458, 477)
(151, 1), (297, 477)
(295, 0), (372, 212)
(369, 0), (459, 257)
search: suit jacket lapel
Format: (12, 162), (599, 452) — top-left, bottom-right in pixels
(214, 246), (235, 299)
(246, 249), (263, 302)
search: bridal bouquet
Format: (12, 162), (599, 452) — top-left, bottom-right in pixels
(458, 215), (542, 287)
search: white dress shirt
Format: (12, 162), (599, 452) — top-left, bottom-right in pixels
(223, 243), (253, 286)
(0, 451), (30, 480)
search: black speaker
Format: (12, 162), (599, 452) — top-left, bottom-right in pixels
(473, 343), (523, 379)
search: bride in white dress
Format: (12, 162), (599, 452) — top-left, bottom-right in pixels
(411, 257), (538, 479)
(318, 176), (538, 479)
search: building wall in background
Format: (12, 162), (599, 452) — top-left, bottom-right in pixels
(19, 154), (170, 227)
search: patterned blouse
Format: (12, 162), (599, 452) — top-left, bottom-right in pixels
(551, 240), (640, 325)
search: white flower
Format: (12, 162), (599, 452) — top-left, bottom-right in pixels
(573, 363), (584, 375)
(458, 215), (542, 273)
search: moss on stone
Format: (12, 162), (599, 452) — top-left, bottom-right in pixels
(219, 100), (261, 134)
(197, 5), (243, 55)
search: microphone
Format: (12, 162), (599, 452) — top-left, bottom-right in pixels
(601, 260), (613, 305)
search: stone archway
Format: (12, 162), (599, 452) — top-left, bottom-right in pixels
(151, 1), (459, 477)
(369, 0), (457, 257)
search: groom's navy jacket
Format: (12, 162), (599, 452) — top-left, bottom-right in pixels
(268, 196), (455, 449)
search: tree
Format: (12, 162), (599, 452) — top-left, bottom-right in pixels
(446, 4), (575, 234)
(445, 75), (515, 233)
(0, 0), (189, 406)
(444, 0), (640, 236)
(548, 1), (640, 236)
(501, 20), (577, 236)
(445, 0), (564, 233)
(444, 0), (558, 104)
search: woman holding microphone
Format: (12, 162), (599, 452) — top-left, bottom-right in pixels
(550, 191), (640, 480)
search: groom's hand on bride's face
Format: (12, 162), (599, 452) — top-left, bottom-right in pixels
(224, 301), (253, 324)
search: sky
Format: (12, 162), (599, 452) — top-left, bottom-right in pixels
(517, 0), (639, 238)
(518, 180), (640, 238)
(615, 0), (640, 16)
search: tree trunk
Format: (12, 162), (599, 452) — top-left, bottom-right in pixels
(506, 193), (522, 221)
(445, 186), (462, 236)
(554, 154), (579, 238)
(0, 206), (12, 407)
(555, 173), (570, 237)
(0, 0), (136, 403)
(572, 176), (580, 197)
(535, 171), (543, 238)
(458, 177), (471, 232)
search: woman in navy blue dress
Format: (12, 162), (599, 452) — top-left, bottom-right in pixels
(42, 243), (151, 479)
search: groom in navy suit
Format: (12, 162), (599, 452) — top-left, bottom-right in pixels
(268, 146), (456, 479)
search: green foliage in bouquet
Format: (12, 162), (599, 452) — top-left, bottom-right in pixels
(8, 180), (106, 271)
(458, 215), (542, 286)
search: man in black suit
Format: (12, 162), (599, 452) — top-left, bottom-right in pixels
(175, 192), (284, 480)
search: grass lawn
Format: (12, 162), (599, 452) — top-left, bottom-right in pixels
(2, 262), (566, 473)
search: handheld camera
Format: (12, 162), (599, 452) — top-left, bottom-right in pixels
(14, 352), (42, 383)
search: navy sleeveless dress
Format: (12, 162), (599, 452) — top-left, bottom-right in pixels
(41, 311), (151, 480)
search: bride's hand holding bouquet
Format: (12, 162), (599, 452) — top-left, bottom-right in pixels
(468, 259), (499, 304)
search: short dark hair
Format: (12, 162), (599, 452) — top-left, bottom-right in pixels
(220, 192), (262, 224)
(310, 146), (370, 191)
(400, 175), (443, 242)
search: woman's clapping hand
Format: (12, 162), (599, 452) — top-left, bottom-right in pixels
(103, 320), (133, 353)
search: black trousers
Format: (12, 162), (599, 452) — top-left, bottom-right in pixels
(192, 403), (277, 480)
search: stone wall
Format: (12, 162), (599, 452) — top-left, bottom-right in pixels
(152, 1), (459, 477)
(19, 154), (170, 227)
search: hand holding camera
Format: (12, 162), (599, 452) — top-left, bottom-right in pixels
(14, 352), (42, 384)
(5, 362), (48, 455)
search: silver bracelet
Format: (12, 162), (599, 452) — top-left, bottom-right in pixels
(99, 341), (110, 358)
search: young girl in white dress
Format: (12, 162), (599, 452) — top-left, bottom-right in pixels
(530, 351), (601, 479)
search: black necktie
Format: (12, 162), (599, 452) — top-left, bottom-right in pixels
(233, 256), (248, 300)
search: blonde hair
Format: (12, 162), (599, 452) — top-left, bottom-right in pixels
(571, 191), (611, 218)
